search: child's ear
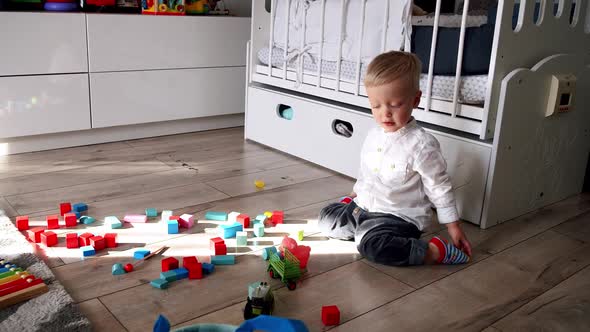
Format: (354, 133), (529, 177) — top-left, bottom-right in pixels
(413, 90), (422, 108)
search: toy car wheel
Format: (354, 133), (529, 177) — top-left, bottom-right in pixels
(243, 300), (254, 320)
(268, 269), (275, 279)
(287, 281), (297, 291)
(175, 4), (184, 12)
(158, 3), (167, 11)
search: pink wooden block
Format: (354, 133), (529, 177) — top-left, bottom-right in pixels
(123, 214), (148, 223)
(178, 214), (194, 228)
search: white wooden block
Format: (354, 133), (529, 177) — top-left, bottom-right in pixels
(161, 210), (173, 222)
(228, 212), (241, 223)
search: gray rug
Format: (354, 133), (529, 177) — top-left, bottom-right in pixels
(0, 210), (92, 332)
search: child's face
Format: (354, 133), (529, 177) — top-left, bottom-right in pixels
(366, 79), (421, 133)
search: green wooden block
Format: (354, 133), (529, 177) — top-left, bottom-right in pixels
(236, 231), (248, 246)
(211, 255), (236, 265)
(151, 278), (169, 289)
(296, 230), (304, 241)
(205, 211), (228, 221)
(105, 216), (122, 229)
(146, 208), (158, 218)
(254, 223), (264, 237)
(255, 214), (267, 224)
(160, 270), (177, 282)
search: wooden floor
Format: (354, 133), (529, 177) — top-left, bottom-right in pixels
(2, 127), (590, 332)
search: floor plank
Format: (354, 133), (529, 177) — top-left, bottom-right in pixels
(0, 141), (131, 164)
(0, 196), (18, 218)
(492, 265), (590, 332)
(552, 211), (590, 243)
(77, 298), (127, 332)
(331, 230), (590, 332)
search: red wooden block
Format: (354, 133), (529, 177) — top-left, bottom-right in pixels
(66, 233), (79, 249)
(16, 216), (29, 231)
(321, 305), (340, 326)
(124, 264), (134, 273)
(236, 214), (250, 228)
(161, 257), (179, 272)
(104, 233), (117, 248)
(89, 236), (105, 251)
(60, 202), (72, 216)
(186, 262), (202, 279)
(46, 215), (59, 229)
(214, 243), (227, 256)
(169, 215), (180, 221)
(79, 233), (94, 247)
(27, 227), (45, 243)
(271, 210), (284, 224)
(209, 237), (224, 251)
(64, 213), (77, 227)
(41, 231), (58, 247)
(182, 256), (199, 267)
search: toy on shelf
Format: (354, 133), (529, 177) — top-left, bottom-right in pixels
(0, 259), (49, 310)
(184, 0), (207, 15)
(244, 281), (274, 320)
(142, 0), (185, 15)
(267, 248), (302, 291)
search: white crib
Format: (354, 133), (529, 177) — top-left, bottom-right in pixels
(245, 0), (590, 229)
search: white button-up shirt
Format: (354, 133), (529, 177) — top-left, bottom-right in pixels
(353, 119), (459, 231)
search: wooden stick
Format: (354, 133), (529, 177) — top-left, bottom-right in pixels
(132, 246), (167, 268)
(0, 283), (48, 309)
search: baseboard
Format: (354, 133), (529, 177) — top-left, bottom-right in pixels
(0, 114), (244, 155)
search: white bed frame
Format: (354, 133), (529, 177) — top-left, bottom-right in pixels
(245, 0), (590, 229)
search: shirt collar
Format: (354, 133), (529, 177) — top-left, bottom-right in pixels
(381, 117), (418, 139)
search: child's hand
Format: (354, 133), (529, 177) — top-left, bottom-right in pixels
(446, 222), (472, 257)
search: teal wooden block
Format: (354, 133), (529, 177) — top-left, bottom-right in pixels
(218, 222), (243, 239)
(134, 249), (150, 260)
(160, 270), (177, 282)
(205, 211), (228, 221)
(172, 268), (189, 280)
(236, 231), (248, 246)
(201, 263), (215, 274)
(146, 208), (158, 218)
(81, 245), (95, 257)
(211, 255), (236, 265)
(254, 223), (265, 237)
(105, 216), (122, 229)
(167, 220), (179, 234)
(151, 278), (169, 289)
(262, 246), (278, 260)
(112, 263), (126, 275)
(255, 214), (267, 224)
(80, 216), (96, 225)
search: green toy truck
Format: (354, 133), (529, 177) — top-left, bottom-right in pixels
(267, 248), (302, 290)
(243, 281), (274, 319)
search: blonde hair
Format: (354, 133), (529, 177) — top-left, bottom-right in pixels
(364, 51), (422, 91)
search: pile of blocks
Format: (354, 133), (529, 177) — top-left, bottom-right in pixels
(150, 256), (211, 289)
(205, 210), (285, 242)
(76, 232), (118, 257)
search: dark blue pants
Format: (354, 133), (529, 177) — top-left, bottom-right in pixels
(318, 201), (428, 266)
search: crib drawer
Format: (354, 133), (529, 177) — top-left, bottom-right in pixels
(246, 86), (374, 178)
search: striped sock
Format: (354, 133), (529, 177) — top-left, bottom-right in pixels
(429, 236), (470, 264)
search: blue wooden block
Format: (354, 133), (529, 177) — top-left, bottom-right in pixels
(218, 222), (243, 239)
(254, 223), (265, 237)
(211, 255), (235, 265)
(73, 211), (81, 219)
(205, 211), (228, 221)
(151, 279), (169, 289)
(80, 216), (96, 225)
(112, 263), (126, 275)
(262, 246), (278, 260)
(154, 315), (171, 331)
(72, 203), (88, 213)
(201, 262), (215, 274)
(134, 249), (150, 260)
(146, 208), (158, 218)
(81, 245), (95, 257)
(160, 270), (177, 282)
(172, 268), (189, 280)
(167, 220), (179, 234)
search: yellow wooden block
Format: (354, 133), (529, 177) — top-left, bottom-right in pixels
(254, 180), (265, 189)
(297, 230), (304, 241)
(264, 211), (273, 218)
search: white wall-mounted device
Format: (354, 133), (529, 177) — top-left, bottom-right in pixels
(545, 74), (576, 117)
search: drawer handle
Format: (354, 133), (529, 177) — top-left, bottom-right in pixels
(332, 120), (353, 138)
(277, 104), (294, 120)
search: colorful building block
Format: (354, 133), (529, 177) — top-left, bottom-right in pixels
(169, 215), (180, 221)
(16, 216), (29, 231)
(151, 278), (169, 289)
(210, 237), (227, 256)
(89, 236), (105, 251)
(105, 216), (123, 229)
(211, 255), (235, 265)
(201, 262), (215, 274)
(79, 216), (96, 225)
(81, 245), (96, 257)
(271, 210), (284, 224)
(236, 231), (248, 246)
(73, 211), (81, 219)
(59, 202), (72, 216)
(182, 256), (198, 267)
(296, 230), (304, 241)
(228, 211), (241, 222)
(104, 233), (117, 248)
(41, 231), (58, 247)
(237, 214), (250, 228)
(264, 211), (273, 218)
(27, 227), (44, 243)
(160, 271), (177, 282)
(204, 211), (228, 221)
(161, 210), (173, 222)
(262, 246), (278, 260)
(209, 237), (224, 250)
(64, 213), (77, 227)
(172, 268), (189, 280)
(321, 305), (340, 326)
(255, 214), (267, 225)
(46, 215), (59, 230)
(186, 262), (202, 279)
(79, 233), (94, 247)
(161, 257), (179, 272)
(145, 208), (158, 218)
(124, 214), (147, 223)
(254, 223), (265, 237)
(112, 263), (126, 275)
(178, 214), (194, 228)
(72, 202), (88, 213)
(167, 220), (179, 234)
(66, 233), (79, 248)
(218, 222), (243, 239)
(134, 249), (151, 260)
(124, 264), (134, 273)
